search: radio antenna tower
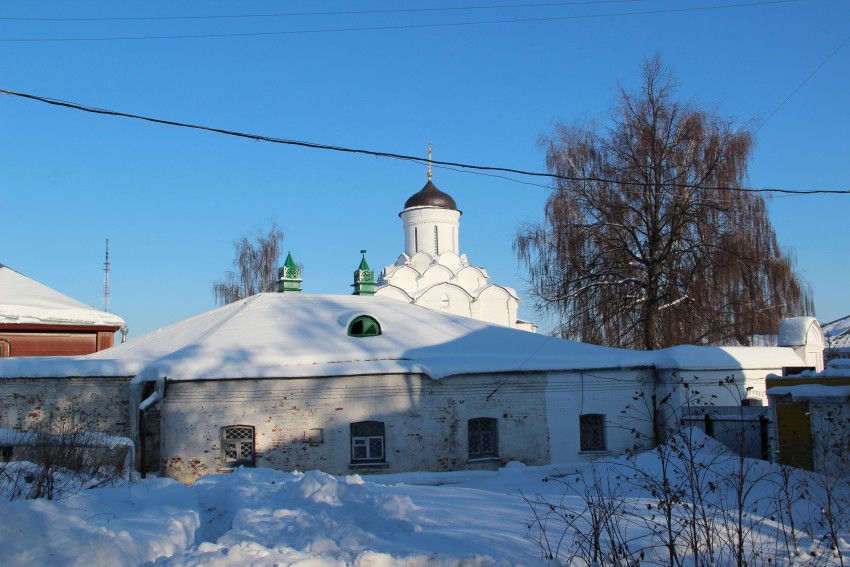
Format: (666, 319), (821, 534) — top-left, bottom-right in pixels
(102, 238), (111, 313)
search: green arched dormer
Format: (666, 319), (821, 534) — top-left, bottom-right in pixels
(348, 315), (381, 337)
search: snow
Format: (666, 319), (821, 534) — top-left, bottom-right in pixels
(823, 314), (850, 351)
(0, 264), (127, 330)
(767, 384), (850, 402)
(778, 316), (820, 347)
(1, 447), (847, 566)
(0, 293), (806, 382)
(648, 344), (805, 371)
(829, 358), (850, 370)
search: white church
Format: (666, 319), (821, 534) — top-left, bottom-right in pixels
(0, 174), (825, 484)
(373, 170), (536, 332)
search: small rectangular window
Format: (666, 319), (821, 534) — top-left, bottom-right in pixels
(351, 421), (385, 463)
(579, 414), (606, 452)
(221, 426), (255, 468)
(468, 418), (498, 458)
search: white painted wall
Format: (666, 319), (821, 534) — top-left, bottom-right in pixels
(545, 369), (656, 463)
(401, 208), (461, 257)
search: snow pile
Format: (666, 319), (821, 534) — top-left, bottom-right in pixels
(0, 465), (548, 566)
(527, 430), (850, 565)
(1, 447), (848, 565)
(0, 478), (199, 566)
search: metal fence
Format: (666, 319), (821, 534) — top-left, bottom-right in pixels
(681, 406), (770, 460)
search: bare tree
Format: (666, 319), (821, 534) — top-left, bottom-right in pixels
(211, 223), (285, 305)
(515, 56), (812, 350)
(1, 406), (132, 501)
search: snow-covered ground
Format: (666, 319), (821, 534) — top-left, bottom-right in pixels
(2, 436), (848, 566)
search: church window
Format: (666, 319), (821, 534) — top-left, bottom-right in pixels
(415, 227), (419, 252)
(351, 421), (385, 463)
(468, 418), (498, 459)
(434, 226), (439, 255)
(441, 294), (450, 309)
(0, 339), (10, 358)
(348, 315), (381, 337)
(221, 426), (255, 468)
(579, 414), (606, 452)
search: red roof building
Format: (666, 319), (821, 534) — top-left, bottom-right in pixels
(0, 264), (127, 357)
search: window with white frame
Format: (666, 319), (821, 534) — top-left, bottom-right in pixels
(351, 421), (385, 463)
(221, 425), (255, 468)
(579, 414), (606, 452)
(468, 417), (498, 458)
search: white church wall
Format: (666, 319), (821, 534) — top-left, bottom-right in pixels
(473, 287), (519, 328)
(401, 208), (461, 257)
(419, 264), (454, 288)
(385, 265), (419, 291)
(374, 285), (412, 303)
(545, 369), (655, 463)
(416, 285), (473, 318)
(435, 251), (463, 272)
(156, 372), (550, 484)
(455, 266), (489, 290)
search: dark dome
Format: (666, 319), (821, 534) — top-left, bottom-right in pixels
(403, 180), (458, 211)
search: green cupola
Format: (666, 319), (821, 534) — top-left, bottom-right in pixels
(277, 252), (302, 293)
(352, 250), (375, 296)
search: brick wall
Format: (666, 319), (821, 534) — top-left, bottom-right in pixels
(0, 376), (132, 437)
(155, 372), (550, 483)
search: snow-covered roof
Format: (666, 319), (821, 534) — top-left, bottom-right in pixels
(0, 293), (807, 382)
(0, 264), (126, 330)
(777, 317), (823, 347)
(822, 314), (850, 351)
(649, 344), (806, 371)
(767, 383), (850, 402)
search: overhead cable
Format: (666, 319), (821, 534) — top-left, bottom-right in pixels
(0, 1), (654, 22)
(2, 88), (847, 196)
(0, 0), (799, 42)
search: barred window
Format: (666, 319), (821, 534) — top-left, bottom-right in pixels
(468, 418), (498, 458)
(351, 421), (385, 463)
(221, 426), (255, 468)
(579, 414), (606, 452)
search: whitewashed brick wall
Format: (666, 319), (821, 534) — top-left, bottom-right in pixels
(155, 372), (551, 483)
(0, 377), (132, 436)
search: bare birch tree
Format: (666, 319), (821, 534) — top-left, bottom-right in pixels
(515, 56), (812, 350)
(211, 223), (284, 305)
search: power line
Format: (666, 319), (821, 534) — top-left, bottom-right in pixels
(0, 0), (799, 42)
(2, 87), (847, 196)
(0, 1), (653, 22)
(757, 31), (850, 132)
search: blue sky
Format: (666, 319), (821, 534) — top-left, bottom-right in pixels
(1, 0), (848, 338)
